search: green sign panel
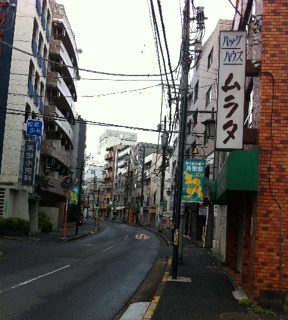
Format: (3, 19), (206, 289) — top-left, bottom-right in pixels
(182, 160), (206, 203)
(69, 187), (79, 205)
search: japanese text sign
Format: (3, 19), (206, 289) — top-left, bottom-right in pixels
(21, 141), (37, 187)
(69, 186), (79, 205)
(182, 160), (206, 203)
(26, 120), (43, 136)
(216, 31), (246, 150)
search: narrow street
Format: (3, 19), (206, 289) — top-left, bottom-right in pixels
(0, 222), (163, 320)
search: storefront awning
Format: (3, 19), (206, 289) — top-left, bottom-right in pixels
(210, 150), (258, 205)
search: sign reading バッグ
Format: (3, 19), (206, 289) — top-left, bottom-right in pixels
(216, 31), (246, 150)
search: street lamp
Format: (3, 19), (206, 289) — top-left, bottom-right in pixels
(202, 109), (216, 141)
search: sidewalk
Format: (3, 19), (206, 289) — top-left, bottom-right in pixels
(142, 227), (288, 320)
(0, 218), (99, 243)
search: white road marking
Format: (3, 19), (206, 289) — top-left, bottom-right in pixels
(0, 265), (71, 294)
(124, 235), (128, 240)
(102, 244), (116, 252)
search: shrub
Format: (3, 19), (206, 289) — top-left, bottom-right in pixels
(239, 299), (276, 315)
(38, 213), (52, 233)
(0, 217), (30, 236)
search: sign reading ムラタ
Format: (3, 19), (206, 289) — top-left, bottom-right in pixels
(216, 31), (246, 150)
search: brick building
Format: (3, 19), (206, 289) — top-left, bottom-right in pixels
(184, 0), (288, 309)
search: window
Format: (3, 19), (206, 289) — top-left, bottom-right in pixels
(205, 87), (212, 107)
(208, 47), (213, 69)
(186, 119), (192, 135)
(194, 81), (199, 103)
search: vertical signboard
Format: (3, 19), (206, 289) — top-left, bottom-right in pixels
(216, 31), (246, 150)
(182, 160), (206, 203)
(21, 141), (37, 187)
(69, 186), (79, 205)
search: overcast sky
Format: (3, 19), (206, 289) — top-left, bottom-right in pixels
(58, 0), (236, 158)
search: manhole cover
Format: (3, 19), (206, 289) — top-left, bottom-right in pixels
(220, 313), (259, 320)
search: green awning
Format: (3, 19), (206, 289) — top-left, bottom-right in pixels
(208, 181), (217, 202)
(214, 150), (258, 204)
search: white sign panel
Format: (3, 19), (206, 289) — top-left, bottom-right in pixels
(216, 31), (246, 150)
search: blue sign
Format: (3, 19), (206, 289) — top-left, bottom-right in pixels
(26, 120), (43, 136)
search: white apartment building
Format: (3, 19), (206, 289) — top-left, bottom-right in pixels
(0, 0), (81, 232)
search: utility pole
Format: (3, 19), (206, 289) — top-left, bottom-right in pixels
(159, 116), (167, 233)
(171, 2), (206, 278)
(171, 0), (190, 279)
(139, 145), (145, 227)
(75, 160), (84, 236)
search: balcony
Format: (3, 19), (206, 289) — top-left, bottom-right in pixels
(46, 71), (76, 118)
(52, 11), (78, 65)
(41, 176), (66, 198)
(104, 162), (113, 170)
(105, 152), (113, 160)
(44, 105), (74, 144)
(41, 140), (72, 168)
(50, 39), (75, 83)
(103, 173), (112, 180)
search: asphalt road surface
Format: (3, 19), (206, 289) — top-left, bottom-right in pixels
(0, 221), (161, 320)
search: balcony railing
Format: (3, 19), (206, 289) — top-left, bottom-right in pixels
(41, 140), (72, 168)
(45, 105), (74, 144)
(50, 40), (74, 80)
(52, 13), (78, 63)
(46, 72), (76, 119)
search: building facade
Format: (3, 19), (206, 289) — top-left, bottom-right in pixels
(0, 0), (83, 232)
(184, 0), (288, 308)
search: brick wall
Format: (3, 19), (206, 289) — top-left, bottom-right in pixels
(255, 0), (288, 298)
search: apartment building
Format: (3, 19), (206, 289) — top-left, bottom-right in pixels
(0, 0), (83, 232)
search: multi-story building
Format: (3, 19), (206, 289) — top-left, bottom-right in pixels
(184, 20), (232, 245)
(83, 160), (103, 219)
(130, 142), (162, 225)
(97, 129), (137, 162)
(0, 0), (53, 229)
(113, 145), (132, 222)
(0, 0), (83, 232)
(181, 0), (288, 309)
(38, 1), (81, 227)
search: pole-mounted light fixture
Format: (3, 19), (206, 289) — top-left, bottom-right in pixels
(201, 107), (216, 141)
(192, 147), (199, 155)
(166, 187), (171, 196)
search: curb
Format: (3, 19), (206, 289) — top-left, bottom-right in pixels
(59, 227), (100, 242)
(143, 257), (172, 319)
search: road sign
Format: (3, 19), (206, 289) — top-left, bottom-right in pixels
(135, 234), (150, 240)
(26, 119), (43, 136)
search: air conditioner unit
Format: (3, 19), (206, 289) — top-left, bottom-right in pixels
(47, 124), (58, 132)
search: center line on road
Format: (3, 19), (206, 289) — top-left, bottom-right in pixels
(102, 245), (116, 252)
(0, 265), (71, 294)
